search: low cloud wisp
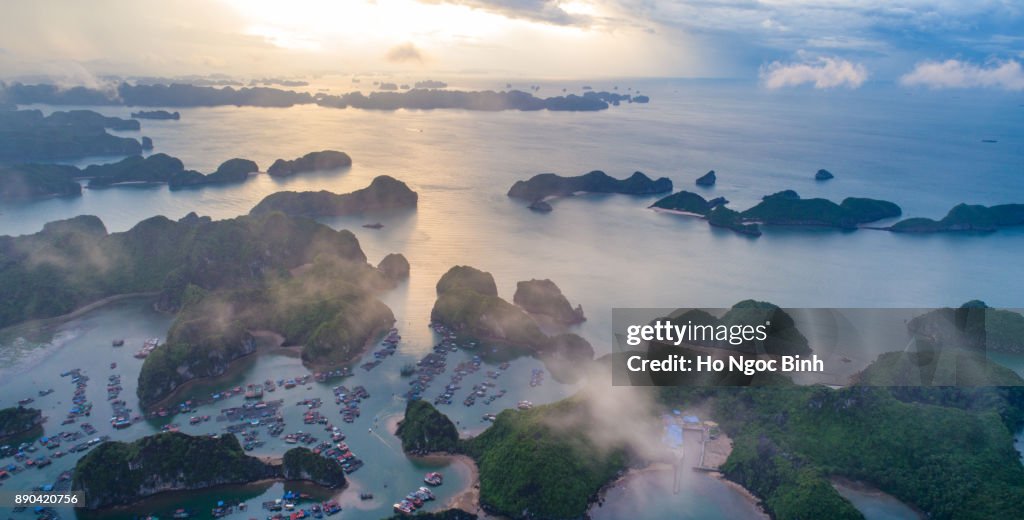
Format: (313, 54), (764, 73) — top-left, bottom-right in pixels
(900, 59), (1024, 91)
(760, 57), (868, 89)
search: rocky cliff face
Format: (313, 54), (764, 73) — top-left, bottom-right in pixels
(282, 447), (348, 488)
(513, 279), (585, 325)
(137, 328), (257, 406)
(430, 266), (594, 369)
(378, 253), (411, 282)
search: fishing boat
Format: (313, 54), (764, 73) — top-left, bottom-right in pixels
(423, 472), (443, 486)
(244, 384), (264, 399)
(134, 338), (161, 358)
(112, 339), (124, 347)
(321, 500), (341, 515)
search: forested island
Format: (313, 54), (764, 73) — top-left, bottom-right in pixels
(0, 210), (404, 405)
(741, 190), (902, 228)
(267, 150), (352, 177)
(73, 432), (279, 509)
(391, 353), (1024, 520)
(167, 158), (259, 188)
(138, 258), (396, 405)
(281, 446), (348, 488)
(889, 203), (1024, 233)
(1, 82), (650, 112)
(652, 186), (1024, 238)
(0, 148), (360, 200)
(396, 399), (460, 454)
(513, 279), (586, 324)
(430, 266), (594, 372)
(0, 154), (259, 200)
(131, 110), (180, 120)
(904, 301), (1024, 354)
(508, 170), (672, 209)
(0, 406), (44, 439)
(250, 175), (417, 217)
(73, 432), (346, 509)
(0, 109), (146, 163)
(651, 189), (902, 236)
(0, 163), (83, 200)
(681, 382), (1024, 519)
(394, 398), (626, 519)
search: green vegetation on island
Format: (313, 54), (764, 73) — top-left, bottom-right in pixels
(0, 163), (82, 200)
(463, 399), (627, 519)
(85, 153), (187, 187)
(507, 170), (672, 208)
(855, 350), (1024, 387)
(382, 510), (477, 520)
(651, 189), (901, 236)
(660, 351), (1024, 520)
(0, 210), (399, 406)
(695, 170), (716, 186)
(889, 203), (1024, 233)
(0, 152), (262, 199)
(377, 253), (411, 282)
(717, 386), (1024, 520)
(73, 432), (278, 509)
(904, 301), (1024, 354)
(430, 266), (594, 366)
(513, 278), (585, 324)
(740, 191), (902, 229)
(168, 158), (258, 189)
(0, 211), (357, 328)
(395, 400), (460, 454)
(649, 190), (716, 215)
(707, 206), (762, 236)
(650, 301), (810, 357)
(393, 397), (625, 519)
(282, 447), (347, 488)
(0, 109), (144, 163)
(137, 239), (395, 406)
(250, 175), (417, 217)
(0, 406), (44, 439)
(267, 150), (352, 177)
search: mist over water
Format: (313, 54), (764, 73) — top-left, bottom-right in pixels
(1, 78), (1022, 518)
(3, 80), (1023, 355)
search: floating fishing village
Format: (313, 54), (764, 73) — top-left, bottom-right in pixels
(0, 321), (563, 519)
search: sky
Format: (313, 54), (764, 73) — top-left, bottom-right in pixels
(0, 0), (1022, 89)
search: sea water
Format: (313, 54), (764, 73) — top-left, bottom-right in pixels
(1, 79), (1022, 518)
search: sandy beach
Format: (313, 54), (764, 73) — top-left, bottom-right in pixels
(410, 454), (483, 514)
(700, 430), (733, 469)
(383, 415), (487, 516)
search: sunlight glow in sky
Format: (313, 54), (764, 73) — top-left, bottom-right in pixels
(224, 0), (519, 51)
(0, 0), (1020, 86)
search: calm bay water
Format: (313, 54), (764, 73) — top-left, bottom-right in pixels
(1, 79), (1022, 518)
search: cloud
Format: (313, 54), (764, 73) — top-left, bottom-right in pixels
(760, 57), (869, 89)
(899, 59), (1024, 90)
(385, 42), (425, 63)
(418, 0), (588, 26)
